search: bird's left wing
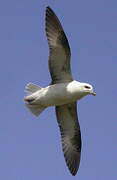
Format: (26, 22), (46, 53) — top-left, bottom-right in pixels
(55, 102), (82, 176)
(45, 7), (73, 84)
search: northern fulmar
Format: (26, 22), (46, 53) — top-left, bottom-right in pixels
(24, 6), (96, 176)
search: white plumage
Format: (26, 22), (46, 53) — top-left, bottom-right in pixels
(24, 7), (96, 176)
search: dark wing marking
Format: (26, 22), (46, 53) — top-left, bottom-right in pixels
(45, 7), (73, 84)
(55, 102), (82, 176)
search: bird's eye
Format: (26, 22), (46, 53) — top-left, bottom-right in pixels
(84, 86), (90, 89)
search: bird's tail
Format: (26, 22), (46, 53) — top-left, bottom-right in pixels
(24, 83), (46, 116)
(25, 103), (45, 116)
(25, 82), (42, 94)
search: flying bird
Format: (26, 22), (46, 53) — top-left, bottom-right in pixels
(24, 6), (96, 176)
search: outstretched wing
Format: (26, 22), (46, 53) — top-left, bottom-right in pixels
(45, 7), (73, 84)
(55, 102), (82, 176)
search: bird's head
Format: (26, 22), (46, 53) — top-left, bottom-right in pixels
(81, 83), (96, 96)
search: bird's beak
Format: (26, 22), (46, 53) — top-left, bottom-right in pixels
(91, 92), (96, 96)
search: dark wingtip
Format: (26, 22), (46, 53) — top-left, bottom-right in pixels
(45, 6), (58, 19)
(72, 171), (77, 176)
(67, 161), (79, 176)
(46, 6), (51, 10)
(46, 6), (53, 14)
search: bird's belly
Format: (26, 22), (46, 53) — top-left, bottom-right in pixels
(35, 84), (79, 107)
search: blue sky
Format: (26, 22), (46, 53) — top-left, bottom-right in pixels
(0, 0), (117, 179)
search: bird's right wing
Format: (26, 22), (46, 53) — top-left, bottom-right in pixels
(45, 7), (73, 84)
(55, 102), (82, 176)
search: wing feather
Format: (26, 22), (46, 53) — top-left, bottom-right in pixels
(45, 7), (73, 84)
(55, 102), (82, 176)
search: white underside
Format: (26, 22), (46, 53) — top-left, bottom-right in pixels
(24, 80), (92, 116)
(25, 81), (86, 107)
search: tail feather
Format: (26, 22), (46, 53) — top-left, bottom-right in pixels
(25, 83), (42, 95)
(25, 103), (45, 116)
(24, 82), (45, 116)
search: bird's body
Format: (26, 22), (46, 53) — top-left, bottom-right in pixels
(25, 80), (93, 108)
(24, 6), (96, 176)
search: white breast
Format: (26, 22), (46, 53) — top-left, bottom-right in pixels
(34, 80), (83, 107)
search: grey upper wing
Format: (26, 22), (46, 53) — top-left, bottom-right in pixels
(55, 102), (82, 176)
(45, 7), (73, 84)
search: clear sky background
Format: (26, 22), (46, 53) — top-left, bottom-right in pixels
(0, 0), (117, 179)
